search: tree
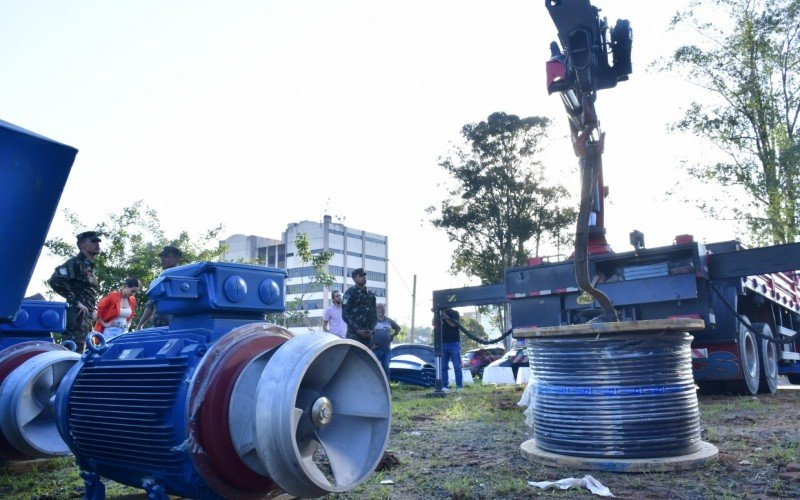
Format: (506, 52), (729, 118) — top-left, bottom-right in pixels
(273, 233), (334, 329)
(45, 201), (225, 319)
(409, 326), (433, 345)
(663, 0), (800, 244)
(458, 315), (489, 353)
(429, 112), (576, 283)
(428, 112), (576, 338)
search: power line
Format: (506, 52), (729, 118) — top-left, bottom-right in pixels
(387, 259), (413, 296)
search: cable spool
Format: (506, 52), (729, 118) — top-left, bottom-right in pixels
(528, 332), (700, 458)
(516, 319), (718, 472)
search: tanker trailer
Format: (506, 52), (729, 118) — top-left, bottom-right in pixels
(54, 261), (392, 499)
(0, 118), (81, 461)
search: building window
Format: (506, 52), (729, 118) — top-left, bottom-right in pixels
(287, 283), (330, 295)
(287, 266), (320, 278)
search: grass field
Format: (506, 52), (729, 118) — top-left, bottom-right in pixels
(1, 382), (798, 499)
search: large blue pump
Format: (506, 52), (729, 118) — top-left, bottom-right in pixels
(0, 118), (76, 322)
(55, 262), (392, 499)
(0, 119), (80, 462)
(0, 117), (73, 347)
(1, 117), (391, 498)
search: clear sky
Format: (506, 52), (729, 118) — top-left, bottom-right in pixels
(3, 0), (738, 328)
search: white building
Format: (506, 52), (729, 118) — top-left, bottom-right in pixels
(277, 215), (388, 330)
(220, 234), (280, 264)
(220, 216), (389, 331)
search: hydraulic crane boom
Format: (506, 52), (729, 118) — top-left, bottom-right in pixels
(544, 0), (632, 320)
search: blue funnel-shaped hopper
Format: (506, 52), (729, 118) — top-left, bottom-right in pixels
(0, 119), (77, 320)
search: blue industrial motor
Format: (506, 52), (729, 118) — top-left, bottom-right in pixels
(0, 118), (82, 461)
(54, 262), (392, 499)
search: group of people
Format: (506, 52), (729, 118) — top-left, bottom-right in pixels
(320, 266), (465, 389)
(322, 267), (400, 377)
(48, 230), (182, 351)
(48, 233), (409, 381)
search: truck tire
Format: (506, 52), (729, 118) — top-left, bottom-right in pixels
(753, 323), (778, 394)
(726, 318), (760, 395)
(788, 373), (800, 385)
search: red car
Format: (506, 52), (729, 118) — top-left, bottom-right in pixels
(462, 347), (505, 377)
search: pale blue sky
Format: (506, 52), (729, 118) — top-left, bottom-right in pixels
(3, 1), (736, 327)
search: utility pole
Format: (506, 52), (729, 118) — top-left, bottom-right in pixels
(409, 274), (417, 344)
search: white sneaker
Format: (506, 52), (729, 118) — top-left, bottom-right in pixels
(441, 387), (450, 392)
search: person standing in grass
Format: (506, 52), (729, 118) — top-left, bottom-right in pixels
(372, 303), (401, 378)
(440, 308), (463, 391)
(342, 268), (377, 348)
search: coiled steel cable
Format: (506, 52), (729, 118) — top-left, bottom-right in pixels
(527, 332), (702, 459)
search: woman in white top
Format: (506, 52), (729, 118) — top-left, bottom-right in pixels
(94, 278), (140, 340)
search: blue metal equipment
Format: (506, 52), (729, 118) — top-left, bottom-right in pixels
(54, 262), (392, 499)
(0, 119), (80, 461)
(0, 119), (76, 321)
(1, 117), (392, 498)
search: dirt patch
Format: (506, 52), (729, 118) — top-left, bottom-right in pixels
(376, 451), (402, 471)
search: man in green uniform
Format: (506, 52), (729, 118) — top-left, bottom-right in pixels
(342, 267), (377, 348)
(136, 245), (182, 329)
(48, 231), (102, 352)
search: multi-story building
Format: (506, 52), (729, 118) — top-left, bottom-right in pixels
(219, 216), (388, 332)
(219, 234), (280, 264)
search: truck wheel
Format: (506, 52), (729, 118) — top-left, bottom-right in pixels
(788, 374), (800, 385)
(753, 323), (778, 394)
(727, 318), (760, 395)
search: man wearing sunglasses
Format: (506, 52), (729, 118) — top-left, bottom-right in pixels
(48, 231), (102, 352)
(342, 268), (377, 348)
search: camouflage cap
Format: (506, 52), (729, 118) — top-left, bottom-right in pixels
(76, 231), (101, 243)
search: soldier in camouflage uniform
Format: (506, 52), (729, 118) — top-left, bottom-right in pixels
(136, 245), (182, 329)
(48, 231), (102, 352)
(342, 267), (377, 348)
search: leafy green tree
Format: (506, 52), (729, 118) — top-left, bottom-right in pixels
(45, 201), (225, 318)
(429, 112), (576, 282)
(408, 326), (433, 345)
(394, 324), (410, 344)
(428, 112), (576, 338)
(458, 315), (489, 353)
(663, 0), (800, 244)
(274, 233), (334, 329)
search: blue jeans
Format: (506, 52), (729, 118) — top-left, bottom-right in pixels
(441, 342), (462, 388)
(373, 347), (391, 380)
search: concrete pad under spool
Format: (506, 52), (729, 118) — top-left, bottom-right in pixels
(520, 439), (719, 473)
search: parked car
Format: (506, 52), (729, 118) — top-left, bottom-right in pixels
(390, 343), (435, 365)
(485, 347), (529, 379)
(461, 347), (505, 377)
